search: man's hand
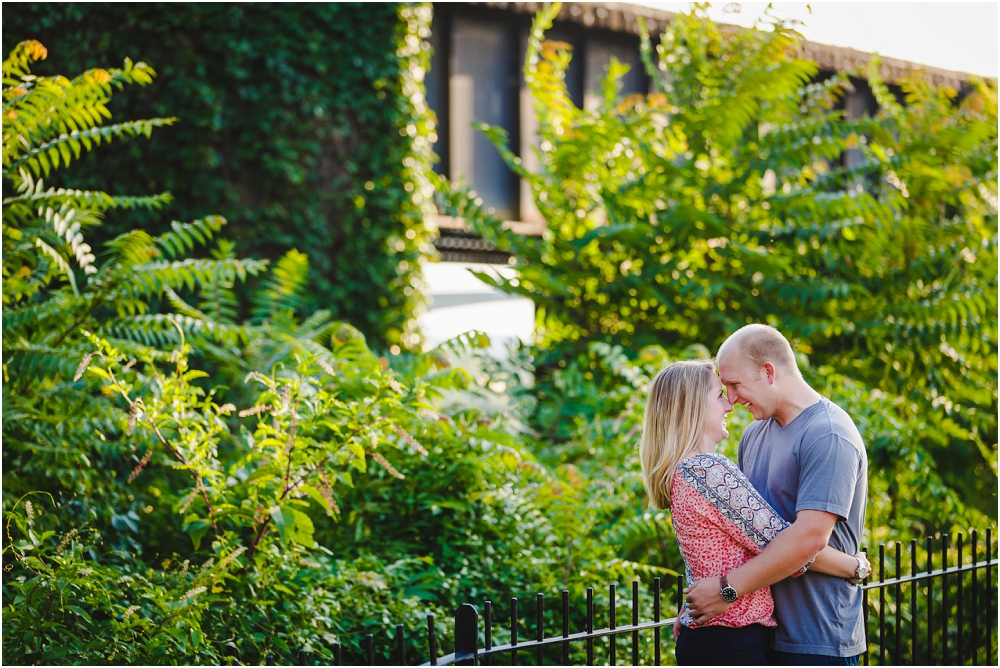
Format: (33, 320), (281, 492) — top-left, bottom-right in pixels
(683, 577), (732, 625)
(847, 551), (871, 585)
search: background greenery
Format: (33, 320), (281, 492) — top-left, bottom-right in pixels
(2, 2), (997, 665)
(448, 3), (998, 530)
(1, 2), (438, 350)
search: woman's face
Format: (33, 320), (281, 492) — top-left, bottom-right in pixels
(702, 375), (734, 447)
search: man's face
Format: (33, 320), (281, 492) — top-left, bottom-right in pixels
(718, 355), (772, 421)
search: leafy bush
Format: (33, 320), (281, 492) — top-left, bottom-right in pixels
(1, 40), (621, 665)
(1, 40), (450, 664)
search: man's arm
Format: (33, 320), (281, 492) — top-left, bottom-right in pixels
(684, 510), (838, 625)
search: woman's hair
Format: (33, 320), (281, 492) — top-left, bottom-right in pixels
(639, 358), (718, 509)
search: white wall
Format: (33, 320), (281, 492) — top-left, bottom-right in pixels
(419, 262), (535, 356)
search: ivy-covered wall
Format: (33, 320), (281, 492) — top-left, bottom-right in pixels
(1, 3), (437, 350)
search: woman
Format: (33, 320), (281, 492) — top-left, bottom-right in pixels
(639, 359), (869, 666)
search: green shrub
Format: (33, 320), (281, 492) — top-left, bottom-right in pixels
(1, 41), (608, 664)
(440, 2), (998, 525)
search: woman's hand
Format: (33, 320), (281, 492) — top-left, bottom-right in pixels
(673, 615), (682, 641)
(684, 578), (733, 625)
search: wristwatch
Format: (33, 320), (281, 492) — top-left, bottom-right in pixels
(720, 574), (739, 603)
(854, 553), (871, 581)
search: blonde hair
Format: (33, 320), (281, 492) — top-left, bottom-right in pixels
(716, 323), (801, 379)
(639, 359), (718, 509)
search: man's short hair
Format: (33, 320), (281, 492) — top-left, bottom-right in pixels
(716, 323), (801, 378)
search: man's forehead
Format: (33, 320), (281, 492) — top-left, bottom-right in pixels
(718, 355), (752, 383)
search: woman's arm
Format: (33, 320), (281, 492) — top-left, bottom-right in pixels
(810, 546), (870, 582)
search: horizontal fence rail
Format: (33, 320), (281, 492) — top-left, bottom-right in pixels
(309, 530), (996, 666)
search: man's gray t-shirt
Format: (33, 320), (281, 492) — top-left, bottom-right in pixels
(739, 397), (868, 657)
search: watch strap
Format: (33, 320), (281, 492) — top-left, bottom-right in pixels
(720, 573), (739, 602)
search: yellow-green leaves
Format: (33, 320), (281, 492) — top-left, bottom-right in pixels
(269, 505), (315, 548)
(2, 42), (172, 184)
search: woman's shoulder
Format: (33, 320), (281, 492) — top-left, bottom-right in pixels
(677, 452), (738, 473)
(675, 452), (749, 490)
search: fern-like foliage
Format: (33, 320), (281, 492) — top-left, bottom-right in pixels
(1, 42), (267, 516)
(250, 248), (310, 327)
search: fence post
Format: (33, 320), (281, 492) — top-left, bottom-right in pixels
(455, 603), (479, 666)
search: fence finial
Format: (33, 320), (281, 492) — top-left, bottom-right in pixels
(455, 603), (479, 666)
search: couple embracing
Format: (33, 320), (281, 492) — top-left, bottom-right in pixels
(640, 324), (870, 666)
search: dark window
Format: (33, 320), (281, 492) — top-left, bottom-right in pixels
(426, 10), (450, 177)
(447, 15), (520, 220)
(583, 35), (645, 110)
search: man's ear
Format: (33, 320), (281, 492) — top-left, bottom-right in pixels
(762, 362), (776, 384)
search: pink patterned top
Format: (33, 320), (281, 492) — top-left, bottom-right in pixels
(671, 452), (796, 629)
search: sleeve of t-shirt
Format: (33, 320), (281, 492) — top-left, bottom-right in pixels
(795, 432), (863, 521)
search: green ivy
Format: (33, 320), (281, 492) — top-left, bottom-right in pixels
(2, 3), (438, 350)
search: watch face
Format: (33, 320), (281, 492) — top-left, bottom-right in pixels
(721, 586), (738, 603)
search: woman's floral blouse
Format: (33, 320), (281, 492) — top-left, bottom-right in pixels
(671, 452), (806, 629)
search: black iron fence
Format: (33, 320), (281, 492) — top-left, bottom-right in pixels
(316, 530), (997, 666)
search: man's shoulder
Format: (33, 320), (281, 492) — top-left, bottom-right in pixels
(810, 397), (865, 449)
(792, 399), (867, 473)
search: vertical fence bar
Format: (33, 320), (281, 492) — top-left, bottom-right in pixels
(926, 537), (932, 666)
(676, 574), (684, 618)
(536, 593), (544, 666)
(365, 633), (374, 666)
(971, 531), (978, 667)
(676, 568), (684, 664)
(395, 624), (405, 666)
(941, 534), (948, 666)
(895, 541), (901, 664)
(957, 533), (964, 665)
(863, 545), (869, 666)
(632, 580), (639, 667)
(562, 590), (570, 667)
(510, 597), (518, 667)
(653, 577), (661, 667)
(879, 543), (886, 666)
(609, 582), (617, 667)
(987, 528), (993, 667)
(586, 587), (594, 667)
(427, 614), (437, 667)
(484, 601), (492, 667)
(910, 539), (917, 666)
(456, 604), (479, 667)
(333, 642), (342, 667)
(299, 649), (310, 666)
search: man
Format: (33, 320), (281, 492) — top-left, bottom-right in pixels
(684, 324), (870, 665)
